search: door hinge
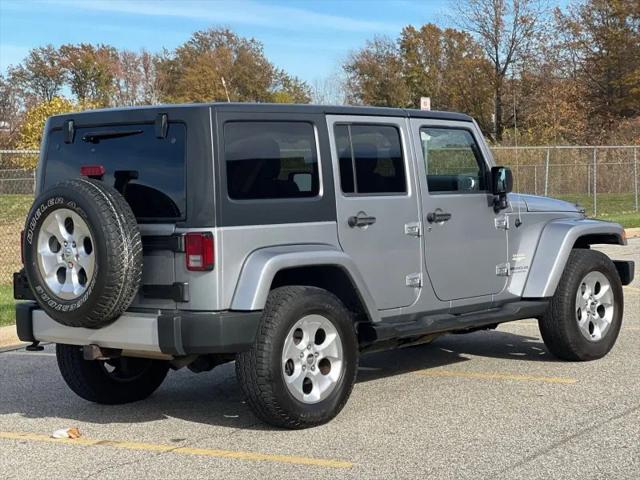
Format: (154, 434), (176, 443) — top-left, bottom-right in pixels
(404, 221), (421, 237)
(406, 273), (422, 288)
(496, 263), (511, 277)
(495, 215), (509, 230)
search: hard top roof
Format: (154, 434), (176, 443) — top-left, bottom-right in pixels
(65, 102), (473, 122)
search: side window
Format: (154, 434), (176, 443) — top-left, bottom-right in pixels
(334, 124), (407, 195)
(225, 121), (319, 200)
(420, 127), (487, 193)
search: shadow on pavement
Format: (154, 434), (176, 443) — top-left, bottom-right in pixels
(0, 329), (550, 431)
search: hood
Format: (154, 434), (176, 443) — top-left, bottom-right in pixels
(510, 194), (583, 213)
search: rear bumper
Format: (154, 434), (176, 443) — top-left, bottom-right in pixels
(15, 302), (262, 355)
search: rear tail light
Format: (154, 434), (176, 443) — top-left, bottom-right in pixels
(80, 164), (106, 179)
(185, 232), (214, 271)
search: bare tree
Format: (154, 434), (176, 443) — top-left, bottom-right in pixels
(0, 74), (24, 148)
(113, 50), (143, 106)
(140, 50), (161, 105)
(311, 73), (347, 105)
(455, 0), (545, 141)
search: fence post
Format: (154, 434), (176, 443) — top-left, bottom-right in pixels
(634, 147), (638, 212)
(544, 148), (550, 196)
(593, 148), (597, 216)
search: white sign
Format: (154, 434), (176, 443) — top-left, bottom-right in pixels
(420, 97), (431, 111)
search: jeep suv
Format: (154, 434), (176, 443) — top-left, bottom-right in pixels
(14, 103), (634, 428)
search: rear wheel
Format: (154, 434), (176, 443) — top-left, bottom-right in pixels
(236, 286), (358, 429)
(538, 249), (623, 361)
(56, 344), (169, 404)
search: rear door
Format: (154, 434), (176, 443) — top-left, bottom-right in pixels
(410, 119), (508, 301)
(327, 115), (422, 310)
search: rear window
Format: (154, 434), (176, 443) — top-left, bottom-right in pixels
(43, 123), (186, 220)
(224, 121), (319, 200)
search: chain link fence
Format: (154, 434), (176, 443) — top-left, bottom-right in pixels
(0, 146), (638, 323)
(493, 146), (639, 217)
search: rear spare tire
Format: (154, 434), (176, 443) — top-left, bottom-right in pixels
(23, 177), (142, 328)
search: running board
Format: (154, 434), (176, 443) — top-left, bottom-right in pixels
(365, 300), (548, 345)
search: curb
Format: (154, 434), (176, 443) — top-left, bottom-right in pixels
(0, 325), (23, 349)
(626, 228), (640, 239)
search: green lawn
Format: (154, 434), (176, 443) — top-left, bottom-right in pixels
(0, 194), (33, 224)
(0, 284), (15, 327)
(554, 194), (640, 228)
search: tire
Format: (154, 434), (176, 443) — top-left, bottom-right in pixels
(23, 178), (142, 328)
(56, 344), (169, 404)
(538, 249), (623, 361)
(236, 286), (359, 429)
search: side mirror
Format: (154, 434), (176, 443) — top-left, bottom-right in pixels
(490, 166), (512, 211)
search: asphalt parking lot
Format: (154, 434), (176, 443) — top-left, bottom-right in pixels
(0, 241), (638, 480)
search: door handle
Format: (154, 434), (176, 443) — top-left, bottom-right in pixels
(348, 212), (377, 228)
(426, 211), (452, 223)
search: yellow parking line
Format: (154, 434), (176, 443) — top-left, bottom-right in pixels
(624, 285), (640, 294)
(415, 370), (577, 384)
(0, 432), (352, 469)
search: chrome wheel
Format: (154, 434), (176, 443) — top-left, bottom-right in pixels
(36, 208), (95, 300)
(575, 271), (614, 342)
(281, 314), (344, 404)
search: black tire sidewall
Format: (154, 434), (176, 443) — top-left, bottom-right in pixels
(56, 344), (169, 405)
(553, 250), (623, 359)
(266, 289), (358, 425)
(24, 186), (109, 321)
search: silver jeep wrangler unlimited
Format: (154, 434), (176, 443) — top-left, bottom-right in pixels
(14, 103), (634, 428)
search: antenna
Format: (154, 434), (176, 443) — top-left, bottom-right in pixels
(513, 72), (523, 227)
(221, 77), (231, 103)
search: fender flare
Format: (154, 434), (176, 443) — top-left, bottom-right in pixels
(230, 244), (381, 323)
(522, 218), (625, 298)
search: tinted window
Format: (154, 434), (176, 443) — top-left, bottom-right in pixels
(225, 122), (319, 200)
(44, 123), (186, 219)
(420, 128), (487, 193)
(334, 124), (406, 194)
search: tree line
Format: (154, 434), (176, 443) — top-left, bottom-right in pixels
(0, 28), (312, 152)
(344, 0), (639, 145)
(0, 0), (638, 154)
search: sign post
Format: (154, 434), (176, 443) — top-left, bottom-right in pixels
(420, 97), (431, 111)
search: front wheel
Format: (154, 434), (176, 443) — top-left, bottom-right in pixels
(56, 344), (169, 404)
(236, 286), (359, 429)
(538, 249), (623, 361)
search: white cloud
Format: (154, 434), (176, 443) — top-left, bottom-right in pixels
(44, 0), (400, 33)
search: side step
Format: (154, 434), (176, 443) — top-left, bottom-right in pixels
(366, 300), (548, 345)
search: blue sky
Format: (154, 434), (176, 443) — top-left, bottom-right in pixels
(0, 0), (567, 84)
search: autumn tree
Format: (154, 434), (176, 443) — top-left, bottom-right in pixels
(400, 24), (494, 131)
(59, 43), (118, 106)
(15, 97), (77, 168)
(556, 0), (640, 138)
(343, 36), (411, 107)
(9, 45), (65, 102)
(157, 28), (309, 103)
(455, 0), (545, 141)
(271, 69), (312, 103)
